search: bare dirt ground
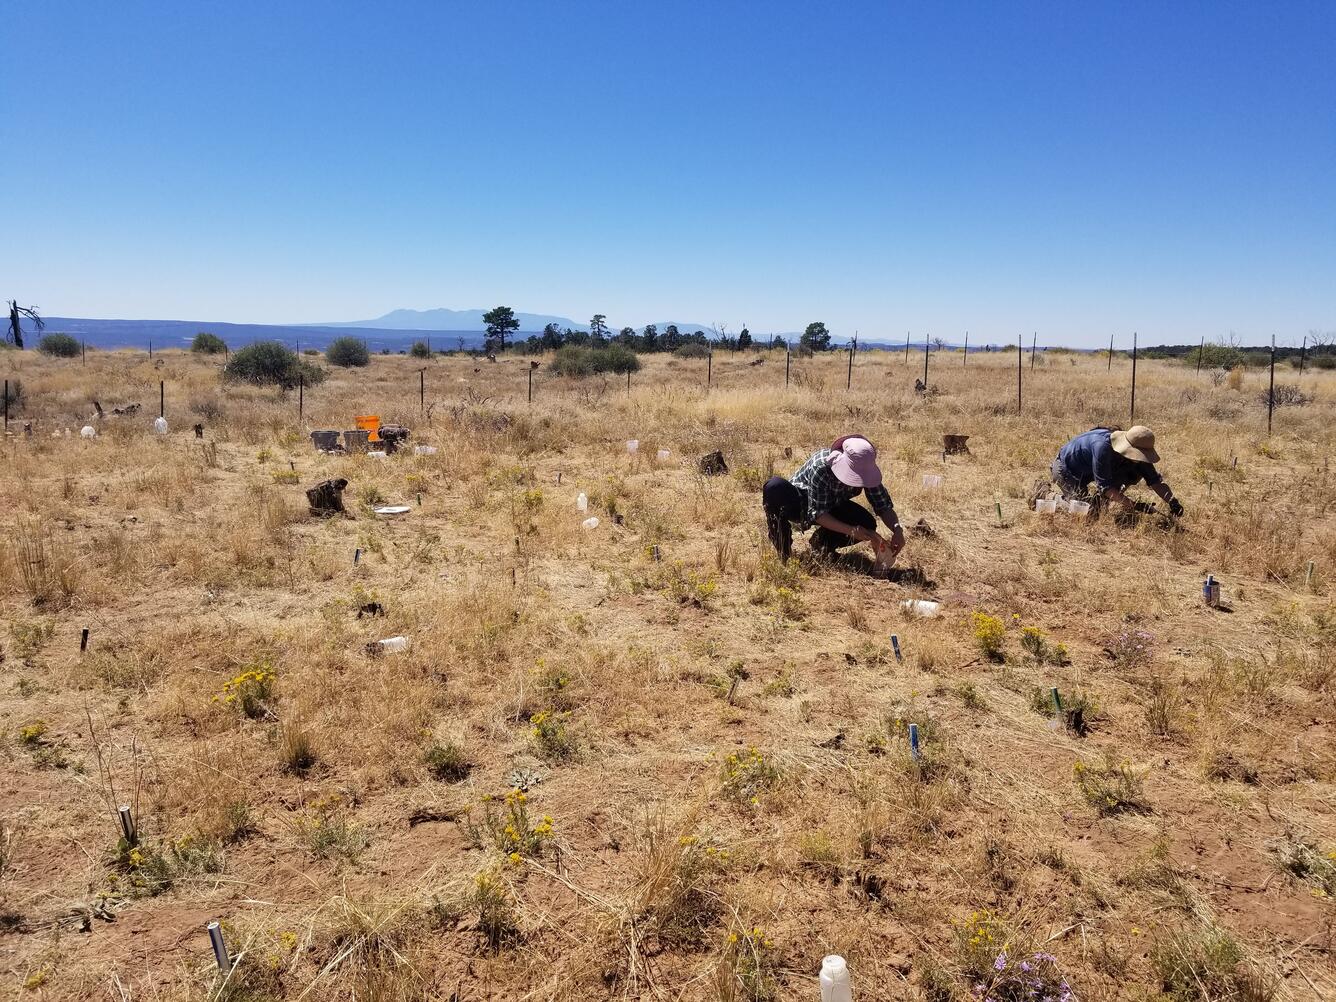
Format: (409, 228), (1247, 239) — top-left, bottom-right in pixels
(1, 346), (1333, 1001)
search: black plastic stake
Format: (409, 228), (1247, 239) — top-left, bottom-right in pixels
(785, 349), (790, 387)
(1196, 336), (1204, 376)
(707, 351), (712, 389)
(207, 921), (231, 974)
(118, 804), (137, 846)
(159, 381), (164, 418)
(922, 338), (929, 386)
(527, 366), (533, 404)
(1107, 333), (1114, 371)
(1130, 332), (1138, 422)
(80, 628), (89, 652)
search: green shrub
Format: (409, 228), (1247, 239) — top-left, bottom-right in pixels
(550, 344), (641, 378)
(326, 337), (370, 367)
(223, 341), (325, 389)
(673, 342), (711, 359)
(409, 340), (431, 359)
(37, 333), (80, 358)
(190, 332), (228, 354)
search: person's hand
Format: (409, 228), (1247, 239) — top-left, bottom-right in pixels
(1168, 498), (1185, 518)
(890, 524), (905, 553)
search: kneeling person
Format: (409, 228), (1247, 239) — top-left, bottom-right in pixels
(1051, 425), (1183, 517)
(763, 435), (904, 568)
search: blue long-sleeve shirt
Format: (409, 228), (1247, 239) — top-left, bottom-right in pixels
(1057, 429), (1162, 493)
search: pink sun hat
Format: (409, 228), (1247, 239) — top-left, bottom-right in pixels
(828, 435), (883, 488)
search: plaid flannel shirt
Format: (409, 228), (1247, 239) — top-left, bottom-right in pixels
(789, 448), (896, 529)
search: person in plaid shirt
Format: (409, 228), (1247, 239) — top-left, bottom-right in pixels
(762, 434), (904, 568)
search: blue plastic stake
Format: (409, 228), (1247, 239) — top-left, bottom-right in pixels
(890, 634), (903, 663)
(908, 723), (921, 760)
(207, 921), (231, 973)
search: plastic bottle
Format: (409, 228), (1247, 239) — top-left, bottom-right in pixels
(900, 599), (942, 618)
(576, 492), (588, 512)
(377, 636), (409, 654)
(153, 416), (168, 434)
(627, 439), (639, 453)
(80, 425), (97, 438)
(657, 449), (671, 461)
(819, 955), (852, 1002)
(582, 516), (600, 529)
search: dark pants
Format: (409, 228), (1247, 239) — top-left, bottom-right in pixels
(762, 477), (877, 560)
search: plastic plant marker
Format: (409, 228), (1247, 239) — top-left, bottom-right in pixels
(908, 723), (921, 761)
(820, 955), (853, 1002)
(354, 548), (361, 565)
(80, 628), (89, 653)
(1307, 561), (1316, 588)
(207, 921), (231, 974)
(890, 634), (903, 663)
(119, 804), (136, 846)
(996, 501), (1003, 525)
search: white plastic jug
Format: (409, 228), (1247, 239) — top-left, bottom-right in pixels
(80, 425), (97, 438)
(657, 449), (671, 461)
(819, 955), (852, 1002)
(376, 636), (409, 654)
(900, 599), (942, 618)
(153, 417), (168, 434)
(582, 516), (600, 529)
(627, 439), (639, 453)
(576, 492), (588, 512)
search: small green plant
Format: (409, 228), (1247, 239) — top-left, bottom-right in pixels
(9, 619), (54, 658)
(472, 866), (521, 949)
(111, 833), (225, 898)
(18, 721), (47, 746)
(216, 664), (276, 720)
(1150, 926), (1275, 1002)
(972, 612), (1007, 661)
(1270, 832), (1336, 897)
(479, 789), (553, 861)
(956, 681), (987, 709)
(272, 469), (300, 485)
(797, 831), (841, 880)
(715, 924), (778, 1002)
(719, 747), (780, 807)
(423, 742), (472, 782)
(530, 710), (575, 759)
(292, 793), (367, 864)
(409, 340), (431, 358)
(658, 561), (718, 608)
(1073, 756), (1148, 815)
(1019, 625), (1069, 665)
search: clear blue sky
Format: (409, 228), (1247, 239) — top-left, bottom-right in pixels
(3, 1), (1333, 346)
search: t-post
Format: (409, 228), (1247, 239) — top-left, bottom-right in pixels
(1129, 332), (1138, 422)
(1107, 333), (1114, 371)
(1016, 340), (1022, 414)
(963, 331), (968, 367)
(785, 348), (790, 388)
(419, 367), (425, 415)
(1299, 335), (1308, 375)
(847, 341), (854, 390)
(159, 381), (164, 418)
(1196, 336), (1204, 376)
(1030, 331), (1037, 370)
(1267, 334), (1276, 435)
(904, 331), (910, 363)
(922, 337), (929, 386)
(707, 350), (712, 389)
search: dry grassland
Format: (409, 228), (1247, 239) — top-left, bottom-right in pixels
(0, 346), (1333, 1001)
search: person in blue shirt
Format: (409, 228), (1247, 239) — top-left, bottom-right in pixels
(1050, 425), (1184, 517)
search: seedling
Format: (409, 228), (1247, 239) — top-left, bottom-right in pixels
(207, 920), (231, 973)
(890, 634), (903, 664)
(118, 804), (137, 846)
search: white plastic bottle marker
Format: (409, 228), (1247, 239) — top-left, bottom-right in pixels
(576, 492), (588, 512)
(627, 439), (639, 453)
(657, 449), (671, 461)
(922, 474), (942, 489)
(819, 955), (853, 1002)
(153, 416), (168, 434)
(80, 425), (97, 438)
(582, 516), (600, 529)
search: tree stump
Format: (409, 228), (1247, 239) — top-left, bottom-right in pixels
(306, 478), (348, 516)
(943, 434), (970, 455)
(698, 450), (728, 476)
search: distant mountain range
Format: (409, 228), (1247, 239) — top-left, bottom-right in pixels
(317, 308), (714, 334)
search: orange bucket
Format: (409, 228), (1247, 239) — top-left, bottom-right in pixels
(355, 415), (381, 442)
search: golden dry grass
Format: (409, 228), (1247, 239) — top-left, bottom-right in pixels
(0, 345), (1333, 1000)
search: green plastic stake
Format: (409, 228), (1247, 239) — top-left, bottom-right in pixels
(1050, 687), (1063, 713)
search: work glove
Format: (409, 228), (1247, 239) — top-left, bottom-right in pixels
(1133, 501), (1158, 514)
(1167, 498), (1185, 518)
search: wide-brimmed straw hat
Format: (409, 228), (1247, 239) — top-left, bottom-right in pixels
(1110, 425), (1159, 464)
(828, 435), (883, 488)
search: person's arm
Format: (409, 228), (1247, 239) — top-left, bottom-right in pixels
(865, 484), (905, 557)
(1102, 486), (1136, 512)
(814, 510), (877, 541)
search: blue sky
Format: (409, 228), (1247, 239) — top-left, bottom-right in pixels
(3, 1), (1333, 346)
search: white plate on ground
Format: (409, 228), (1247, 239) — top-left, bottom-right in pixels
(373, 505), (411, 517)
